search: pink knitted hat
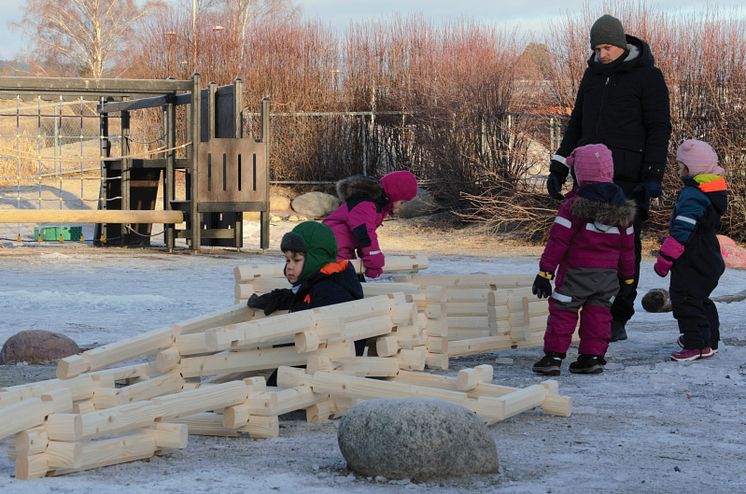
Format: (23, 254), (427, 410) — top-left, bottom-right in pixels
(676, 139), (724, 176)
(566, 143), (614, 186)
(379, 170), (418, 202)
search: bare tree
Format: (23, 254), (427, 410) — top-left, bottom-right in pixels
(18, 0), (162, 78)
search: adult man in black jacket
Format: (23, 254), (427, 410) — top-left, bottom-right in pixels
(546, 14), (672, 341)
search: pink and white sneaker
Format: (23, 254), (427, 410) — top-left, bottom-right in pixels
(671, 347), (715, 362)
(677, 335), (718, 354)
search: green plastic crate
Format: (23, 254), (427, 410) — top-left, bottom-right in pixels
(33, 226), (83, 242)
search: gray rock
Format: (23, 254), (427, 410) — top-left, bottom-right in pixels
(291, 191), (340, 219)
(396, 189), (437, 219)
(0, 330), (80, 364)
(338, 398), (498, 481)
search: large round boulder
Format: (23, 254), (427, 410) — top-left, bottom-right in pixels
(337, 398), (498, 481)
(396, 189), (436, 219)
(291, 191), (340, 219)
(0, 330), (80, 364)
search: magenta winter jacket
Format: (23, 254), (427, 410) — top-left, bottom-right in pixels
(540, 185), (637, 279)
(323, 177), (391, 278)
(323, 172), (417, 278)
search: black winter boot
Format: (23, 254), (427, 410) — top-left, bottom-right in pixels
(569, 354), (605, 374)
(532, 352), (565, 376)
(610, 320), (628, 342)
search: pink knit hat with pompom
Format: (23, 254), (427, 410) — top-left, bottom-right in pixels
(676, 139), (724, 176)
(566, 143), (614, 186)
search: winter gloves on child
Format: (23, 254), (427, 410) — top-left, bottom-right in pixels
(654, 236), (685, 277)
(247, 289), (290, 316)
(532, 271), (554, 298)
(546, 159), (569, 200)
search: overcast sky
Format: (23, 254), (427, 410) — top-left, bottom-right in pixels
(2, 1), (744, 60)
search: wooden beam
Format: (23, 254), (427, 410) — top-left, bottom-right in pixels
(0, 389), (73, 441)
(57, 327), (180, 379)
(46, 380), (258, 441)
(0, 210), (184, 224)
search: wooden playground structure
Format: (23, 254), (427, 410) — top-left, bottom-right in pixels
(0, 257), (571, 480)
(0, 75), (270, 251)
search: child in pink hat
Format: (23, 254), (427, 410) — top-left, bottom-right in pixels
(323, 170), (418, 279)
(532, 144), (637, 375)
(654, 139), (727, 361)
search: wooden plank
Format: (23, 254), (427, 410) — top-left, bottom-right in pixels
(395, 349), (426, 371)
(0, 372), (114, 406)
(241, 415), (279, 439)
(456, 365), (493, 391)
(233, 263), (285, 282)
(446, 328), (492, 340)
(171, 413), (240, 437)
(0, 210), (184, 224)
(57, 326), (179, 379)
(180, 346), (307, 378)
(46, 430), (159, 473)
(15, 452), (49, 480)
(0, 389), (73, 441)
(46, 381), (256, 441)
(153, 347), (181, 373)
(335, 357), (400, 377)
(15, 426), (48, 456)
(400, 274), (533, 288)
(208, 295), (399, 351)
(306, 400), (335, 423)
(92, 370), (185, 408)
(276, 367), (504, 423)
(176, 303), (258, 334)
(447, 336), (513, 356)
(424, 352), (449, 370)
(447, 316), (490, 329)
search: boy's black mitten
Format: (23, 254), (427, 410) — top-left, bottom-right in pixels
(532, 272), (553, 299)
(247, 291), (282, 316)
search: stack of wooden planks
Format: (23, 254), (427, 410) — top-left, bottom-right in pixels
(0, 255), (572, 480)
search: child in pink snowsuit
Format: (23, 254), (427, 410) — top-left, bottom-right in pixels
(323, 170), (418, 279)
(532, 144), (636, 375)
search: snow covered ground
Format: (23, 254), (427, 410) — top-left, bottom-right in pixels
(0, 246), (745, 493)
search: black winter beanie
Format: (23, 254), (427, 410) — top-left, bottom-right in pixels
(590, 14), (627, 50)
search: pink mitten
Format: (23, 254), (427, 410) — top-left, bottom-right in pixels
(654, 256), (673, 277)
(654, 237), (685, 277)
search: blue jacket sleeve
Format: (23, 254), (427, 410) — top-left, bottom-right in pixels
(670, 188), (710, 244)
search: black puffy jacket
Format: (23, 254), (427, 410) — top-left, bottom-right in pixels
(556, 35), (672, 198)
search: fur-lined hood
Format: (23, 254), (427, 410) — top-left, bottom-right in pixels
(335, 175), (383, 202)
(571, 196), (636, 227)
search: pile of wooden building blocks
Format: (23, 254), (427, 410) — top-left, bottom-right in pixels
(0, 255), (571, 480)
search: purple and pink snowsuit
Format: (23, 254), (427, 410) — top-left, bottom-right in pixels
(540, 184), (636, 357)
(323, 171), (417, 278)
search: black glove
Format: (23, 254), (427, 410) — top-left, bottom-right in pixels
(617, 279), (636, 301)
(633, 179), (663, 200)
(546, 159), (569, 200)
(247, 291), (282, 316)
(532, 272), (553, 299)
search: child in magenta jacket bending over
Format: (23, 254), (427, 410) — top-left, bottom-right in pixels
(532, 144), (636, 376)
(323, 170), (418, 279)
